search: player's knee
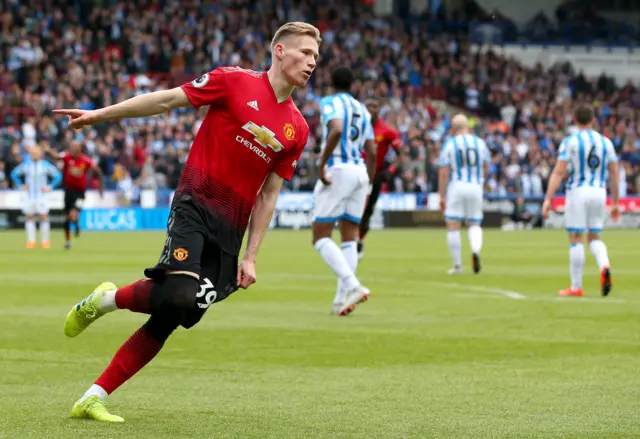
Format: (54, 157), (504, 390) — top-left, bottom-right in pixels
(143, 312), (180, 342)
(587, 232), (601, 242)
(446, 220), (461, 231)
(150, 274), (200, 327)
(152, 274), (200, 311)
(569, 233), (584, 244)
(311, 223), (332, 244)
(339, 219), (359, 242)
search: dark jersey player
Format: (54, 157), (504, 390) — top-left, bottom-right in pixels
(357, 98), (402, 259)
(45, 141), (104, 249)
(52, 22), (320, 423)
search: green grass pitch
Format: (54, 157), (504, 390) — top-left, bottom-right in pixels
(1, 228), (640, 438)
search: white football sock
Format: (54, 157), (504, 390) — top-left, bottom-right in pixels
(589, 240), (610, 270)
(334, 241), (358, 305)
(80, 384), (108, 402)
(447, 230), (462, 268)
(40, 218), (50, 243)
(570, 243), (585, 290)
(468, 225), (483, 254)
(25, 219), (36, 243)
(315, 238), (360, 291)
(99, 289), (118, 312)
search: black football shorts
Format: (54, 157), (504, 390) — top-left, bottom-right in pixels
(144, 198), (240, 312)
(64, 189), (85, 213)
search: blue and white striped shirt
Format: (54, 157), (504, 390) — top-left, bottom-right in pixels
(10, 159), (62, 200)
(319, 93), (374, 168)
(439, 134), (491, 185)
(558, 130), (617, 191)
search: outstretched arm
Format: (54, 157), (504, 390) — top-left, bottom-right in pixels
(43, 145), (62, 161)
(54, 88), (191, 129)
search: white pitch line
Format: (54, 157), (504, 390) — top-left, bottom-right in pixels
(266, 273), (526, 300)
(455, 293), (629, 304)
(421, 281), (526, 300)
(269, 272), (638, 304)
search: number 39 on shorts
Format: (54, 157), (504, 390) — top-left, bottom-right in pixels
(196, 277), (218, 309)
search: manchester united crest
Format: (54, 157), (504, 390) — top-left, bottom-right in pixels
(173, 248), (188, 262)
(283, 123), (296, 141)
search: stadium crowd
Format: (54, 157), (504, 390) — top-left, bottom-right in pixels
(1, 0), (639, 204)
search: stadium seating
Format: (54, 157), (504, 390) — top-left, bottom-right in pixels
(0, 0), (638, 200)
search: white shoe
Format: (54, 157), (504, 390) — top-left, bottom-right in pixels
(336, 285), (370, 316)
(447, 266), (463, 275)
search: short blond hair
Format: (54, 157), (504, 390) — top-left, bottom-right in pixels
(271, 22), (322, 52)
(451, 113), (469, 133)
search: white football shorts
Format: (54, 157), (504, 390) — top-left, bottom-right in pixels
(22, 198), (50, 216)
(564, 186), (607, 233)
(312, 164), (369, 224)
(445, 181), (483, 224)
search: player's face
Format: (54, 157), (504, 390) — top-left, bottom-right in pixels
(280, 35), (319, 88)
(69, 142), (81, 155)
(30, 147), (42, 161)
(366, 102), (380, 122)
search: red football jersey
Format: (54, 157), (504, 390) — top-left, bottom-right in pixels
(179, 67), (309, 255)
(368, 118), (401, 173)
(61, 152), (94, 191)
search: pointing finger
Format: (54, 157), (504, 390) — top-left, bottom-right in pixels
(53, 109), (80, 117)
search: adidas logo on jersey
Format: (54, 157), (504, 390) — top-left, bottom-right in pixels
(247, 100), (259, 111)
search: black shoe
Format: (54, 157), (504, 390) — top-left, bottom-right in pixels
(357, 241), (364, 260)
(472, 253), (481, 274)
(601, 267), (612, 297)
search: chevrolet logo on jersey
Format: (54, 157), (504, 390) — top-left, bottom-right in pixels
(242, 122), (284, 152)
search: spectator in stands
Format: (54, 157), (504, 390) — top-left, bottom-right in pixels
(0, 161), (8, 189)
(3, 143), (23, 187)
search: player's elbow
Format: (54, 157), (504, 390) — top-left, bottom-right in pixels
(159, 88), (190, 111)
(260, 174), (284, 199)
(552, 164), (566, 179)
(260, 184), (280, 199)
(168, 87), (191, 110)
